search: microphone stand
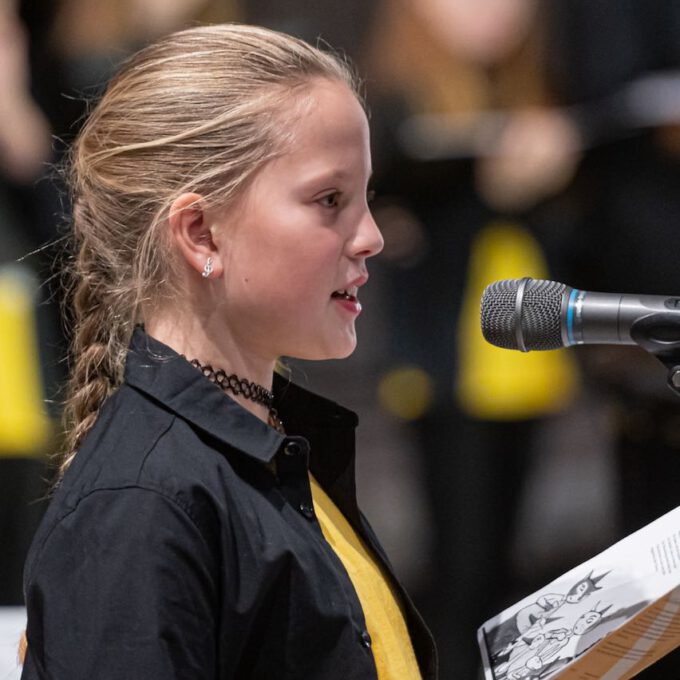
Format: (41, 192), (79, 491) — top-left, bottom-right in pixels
(630, 315), (680, 397)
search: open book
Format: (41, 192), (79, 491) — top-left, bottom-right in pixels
(478, 506), (680, 679)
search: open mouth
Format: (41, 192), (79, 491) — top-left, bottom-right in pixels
(331, 289), (358, 302)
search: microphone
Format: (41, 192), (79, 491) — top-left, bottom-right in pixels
(480, 278), (680, 354)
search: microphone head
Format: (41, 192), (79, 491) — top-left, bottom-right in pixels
(481, 278), (569, 350)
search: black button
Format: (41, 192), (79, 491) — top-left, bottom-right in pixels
(299, 503), (315, 519)
(360, 630), (372, 648)
(284, 441), (301, 456)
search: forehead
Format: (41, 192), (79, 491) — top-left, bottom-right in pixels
(281, 79), (371, 171)
(226, 79), (372, 213)
(231, 79), (371, 210)
(290, 79), (367, 136)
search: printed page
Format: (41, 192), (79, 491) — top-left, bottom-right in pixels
(478, 506), (680, 680)
(556, 587), (680, 679)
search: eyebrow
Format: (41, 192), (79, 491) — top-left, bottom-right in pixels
(300, 168), (374, 189)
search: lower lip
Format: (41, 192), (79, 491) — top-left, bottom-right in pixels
(332, 297), (362, 315)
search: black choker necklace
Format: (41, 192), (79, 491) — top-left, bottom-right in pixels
(190, 359), (285, 434)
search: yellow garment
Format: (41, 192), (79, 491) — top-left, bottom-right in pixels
(308, 473), (422, 680)
(0, 265), (50, 454)
(456, 220), (579, 420)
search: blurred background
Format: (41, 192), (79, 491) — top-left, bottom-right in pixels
(2, 1), (680, 678)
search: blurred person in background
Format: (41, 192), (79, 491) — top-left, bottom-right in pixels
(0, 3), (51, 186)
(363, 0), (583, 676)
(365, 0), (680, 676)
(549, 0), (680, 532)
(546, 2), (680, 677)
(0, 0), (53, 607)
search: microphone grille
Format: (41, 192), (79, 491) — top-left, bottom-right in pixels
(481, 278), (568, 350)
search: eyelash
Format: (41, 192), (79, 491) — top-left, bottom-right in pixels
(318, 192), (340, 208)
(317, 189), (377, 209)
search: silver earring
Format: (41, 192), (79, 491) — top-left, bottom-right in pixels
(202, 257), (214, 279)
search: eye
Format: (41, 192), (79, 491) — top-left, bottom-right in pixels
(318, 192), (340, 208)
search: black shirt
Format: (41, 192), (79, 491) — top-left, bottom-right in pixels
(21, 329), (437, 679)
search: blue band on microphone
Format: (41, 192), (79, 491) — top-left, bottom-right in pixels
(566, 288), (579, 346)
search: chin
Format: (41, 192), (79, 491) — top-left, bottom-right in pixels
(325, 333), (358, 360)
(331, 344), (357, 360)
(291, 336), (357, 361)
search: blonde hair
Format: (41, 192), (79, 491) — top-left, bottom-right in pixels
(59, 23), (358, 477)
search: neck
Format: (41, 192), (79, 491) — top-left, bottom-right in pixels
(146, 313), (276, 424)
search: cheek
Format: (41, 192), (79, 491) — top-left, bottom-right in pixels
(228, 261), (330, 316)
(225, 219), (342, 307)
(278, 244), (341, 294)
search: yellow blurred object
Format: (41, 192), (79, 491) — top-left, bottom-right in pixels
(0, 265), (50, 454)
(379, 365), (434, 420)
(456, 221), (579, 420)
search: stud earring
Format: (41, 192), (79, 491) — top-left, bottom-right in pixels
(202, 257), (214, 279)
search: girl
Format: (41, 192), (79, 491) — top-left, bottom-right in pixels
(20, 23), (436, 680)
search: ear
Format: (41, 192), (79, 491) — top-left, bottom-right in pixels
(168, 192), (223, 278)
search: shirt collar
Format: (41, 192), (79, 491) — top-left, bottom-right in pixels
(124, 327), (358, 468)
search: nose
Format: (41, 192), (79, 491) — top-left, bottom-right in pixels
(350, 209), (384, 259)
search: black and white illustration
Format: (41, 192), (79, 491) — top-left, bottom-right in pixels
(480, 507), (680, 679)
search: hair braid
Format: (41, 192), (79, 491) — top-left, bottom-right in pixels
(58, 203), (136, 475)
